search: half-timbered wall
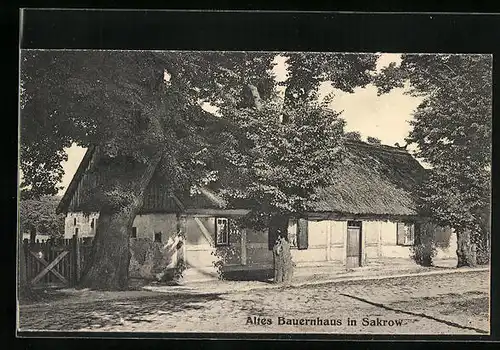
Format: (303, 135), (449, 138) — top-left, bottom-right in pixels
(63, 210), (457, 278)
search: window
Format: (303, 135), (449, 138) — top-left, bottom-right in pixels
(131, 227), (137, 239)
(154, 232), (162, 243)
(397, 222), (415, 246)
(73, 217), (77, 226)
(75, 227), (79, 236)
(215, 217), (229, 246)
(90, 218), (95, 229)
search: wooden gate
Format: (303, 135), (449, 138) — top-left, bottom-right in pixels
(23, 236), (93, 289)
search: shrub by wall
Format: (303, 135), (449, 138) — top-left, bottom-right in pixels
(411, 221), (437, 267)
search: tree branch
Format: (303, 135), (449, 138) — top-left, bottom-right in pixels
(247, 84), (262, 111)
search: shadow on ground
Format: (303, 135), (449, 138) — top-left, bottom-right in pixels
(19, 292), (225, 331)
(221, 268), (274, 282)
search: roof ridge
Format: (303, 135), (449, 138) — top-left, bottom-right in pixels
(344, 139), (410, 155)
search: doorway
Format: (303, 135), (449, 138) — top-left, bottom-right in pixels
(346, 220), (362, 268)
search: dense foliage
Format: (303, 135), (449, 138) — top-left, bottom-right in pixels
(375, 54), (492, 265)
(19, 196), (65, 238)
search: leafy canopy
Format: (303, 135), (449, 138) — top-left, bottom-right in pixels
(19, 196), (65, 237)
(20, 51), (379, 217)
(374, 54), (492, 234)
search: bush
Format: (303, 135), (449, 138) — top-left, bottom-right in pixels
(472, 228), (490, 265)
(366, 136), (381, 144)
(410, 221), (437, 266)
(345, 131), (362, 141)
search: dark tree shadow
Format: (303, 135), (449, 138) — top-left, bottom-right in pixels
(221, 268), (274, 282)
(18, 292), (226, 331)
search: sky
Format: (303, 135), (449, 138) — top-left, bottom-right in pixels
(57, 53), (424, 195)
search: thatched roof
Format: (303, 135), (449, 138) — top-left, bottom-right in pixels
(58, 140), (424, 217)
(309, 140), (424, 216)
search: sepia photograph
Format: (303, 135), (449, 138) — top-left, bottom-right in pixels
(17, 49), (491, 335)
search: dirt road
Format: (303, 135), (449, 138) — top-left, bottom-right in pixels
(18, 270), (489, 335)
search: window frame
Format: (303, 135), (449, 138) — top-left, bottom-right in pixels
(214, 217), (230, 247)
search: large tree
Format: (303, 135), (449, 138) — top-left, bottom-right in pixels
(20, 51), (378, 290)
(375, 54), (492, 267)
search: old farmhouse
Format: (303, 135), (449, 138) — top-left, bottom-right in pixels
(57, 140), (457, 281)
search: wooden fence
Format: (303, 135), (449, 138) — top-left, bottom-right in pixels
(23, 236), (93, 289)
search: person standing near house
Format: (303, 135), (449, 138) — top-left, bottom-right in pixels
(273, 236), (284, 283)
(273, 234), (293, 284)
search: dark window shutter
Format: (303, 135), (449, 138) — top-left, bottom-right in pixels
(396, 222), (406, 245)
(297, 218), (309, 250)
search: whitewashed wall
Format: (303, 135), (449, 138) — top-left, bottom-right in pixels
(64, 212), (457, 273)
(64, 212), (99, 238)
(379, 221), (412, 258)
(133, 213), (178, 242)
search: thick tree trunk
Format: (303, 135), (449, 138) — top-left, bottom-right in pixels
(79, 152), (162, 291)
(272, 237), (293, 284)
(456, 229), (477, 267)
(79, 206), (136, 290)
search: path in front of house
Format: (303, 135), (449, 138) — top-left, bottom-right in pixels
(18, 263), (490, 335)
(142, 258), (479, 296)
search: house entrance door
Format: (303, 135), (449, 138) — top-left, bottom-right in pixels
(346, 221), (362, 268)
